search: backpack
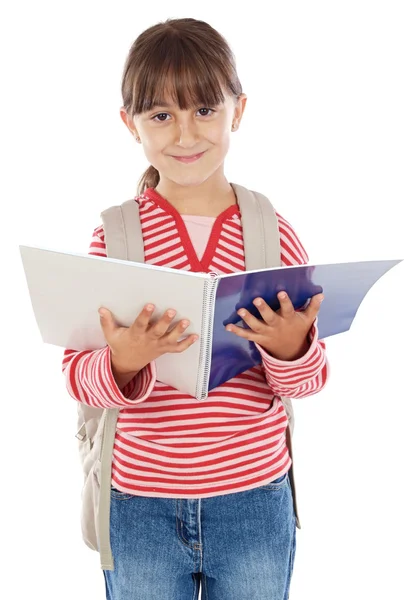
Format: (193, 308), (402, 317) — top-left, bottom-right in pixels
(74, 182), (300, 571)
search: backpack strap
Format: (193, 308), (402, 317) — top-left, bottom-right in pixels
(230, 183), (281, 270)
(101, 199), (144, 261)
(97, 408), (121, 569)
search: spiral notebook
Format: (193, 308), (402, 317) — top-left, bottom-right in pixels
(19, 245), (402, 399)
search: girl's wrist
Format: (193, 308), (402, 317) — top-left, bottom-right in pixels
(263, 337), (311, 362)
(110, 352), (144, 376)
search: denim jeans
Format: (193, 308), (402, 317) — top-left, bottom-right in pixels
(103, 471), (296, 599)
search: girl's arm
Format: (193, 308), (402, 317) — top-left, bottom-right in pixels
(61, 226), (157, 408)
(255, 213), (329, 399)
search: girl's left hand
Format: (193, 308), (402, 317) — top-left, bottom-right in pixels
(225, 292), (324, 361)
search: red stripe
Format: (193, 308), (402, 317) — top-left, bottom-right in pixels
(143, 222), (176, 242)
(145, 241), (182, 261)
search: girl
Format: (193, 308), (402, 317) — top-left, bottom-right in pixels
(63, 17), (328, 600)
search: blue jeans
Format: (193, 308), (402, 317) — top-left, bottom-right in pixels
(103, 471), (296, 599)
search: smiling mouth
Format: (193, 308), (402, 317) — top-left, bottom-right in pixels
(171, 151), (206, 163)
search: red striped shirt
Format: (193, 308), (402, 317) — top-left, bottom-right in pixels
(62, 187), (328, 497)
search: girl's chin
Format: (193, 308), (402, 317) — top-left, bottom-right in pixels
(166, 171), (215, 187)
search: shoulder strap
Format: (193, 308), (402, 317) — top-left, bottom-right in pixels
(100, 199), (144, 262)
(230, 183), (281, 270)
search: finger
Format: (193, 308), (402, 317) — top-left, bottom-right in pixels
(148, 308), (178, 339)
(223, 310), (242, 326)
(166, 318), (191, 343)
(236, 307), (266, 333)
(252, 298), (279, 326)
(276, 292), (295, 318)
(303, 293), (324, 322)
(173, 334), (199, 353)
(98, 308), (117, 340)
(225, 323), (257, 341)
(129, 303), (155, 334)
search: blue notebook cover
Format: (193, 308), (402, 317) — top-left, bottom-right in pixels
(207, 259), (402, 391)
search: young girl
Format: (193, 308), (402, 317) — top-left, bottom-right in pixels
(63, 17), (328, 600)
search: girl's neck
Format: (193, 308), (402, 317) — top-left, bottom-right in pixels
(154, 176), (237, 217)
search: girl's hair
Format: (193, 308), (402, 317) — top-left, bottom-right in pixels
(120, 18), (243, 195)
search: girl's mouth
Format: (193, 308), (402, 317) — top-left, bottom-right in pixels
(171, 151), (206, 163)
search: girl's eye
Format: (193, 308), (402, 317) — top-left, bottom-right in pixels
(151, 108), (215, 122)
(197, 107), (215, 117)
(152, 113), (170, 122)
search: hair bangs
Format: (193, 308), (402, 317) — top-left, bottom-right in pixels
(130, 37), (232, 115)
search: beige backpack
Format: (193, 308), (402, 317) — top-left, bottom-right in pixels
(74, 182), (300, 571)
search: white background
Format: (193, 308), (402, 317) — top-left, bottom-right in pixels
(2, 1), (410, 598)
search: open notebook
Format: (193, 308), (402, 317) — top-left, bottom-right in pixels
(19, 245), (402, 400)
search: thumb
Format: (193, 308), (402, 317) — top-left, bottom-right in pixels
(304, 293), (324, 321)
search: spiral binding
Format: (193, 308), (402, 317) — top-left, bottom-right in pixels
(196, 272), (219, 400)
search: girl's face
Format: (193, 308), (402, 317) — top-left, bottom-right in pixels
(121, 90), (247, 188)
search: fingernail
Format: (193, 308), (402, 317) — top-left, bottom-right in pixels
(98, 309), (106, 317)
(238, 310), (246, 317)
(167, 310), (176, 317)
(279, 292), (287, 299)
(146, 304), (154, 312)
(319, 295), (324, 302)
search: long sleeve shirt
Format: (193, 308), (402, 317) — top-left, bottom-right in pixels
(62, 187), (328, 497)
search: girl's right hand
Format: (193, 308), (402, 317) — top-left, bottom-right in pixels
(98, 304), (198, 375)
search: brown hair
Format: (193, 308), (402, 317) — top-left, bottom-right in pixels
(120, 18), (243, 195)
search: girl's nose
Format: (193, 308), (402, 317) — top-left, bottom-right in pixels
(176, 123), (200, 146)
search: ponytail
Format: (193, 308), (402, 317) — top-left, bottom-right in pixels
(137, 165), (160, 196)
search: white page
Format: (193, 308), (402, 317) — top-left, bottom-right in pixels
(20, 246), (207, 397)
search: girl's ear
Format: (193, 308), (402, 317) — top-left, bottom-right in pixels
(119, 107), (137, 137)
(234, 93), (247, 125)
